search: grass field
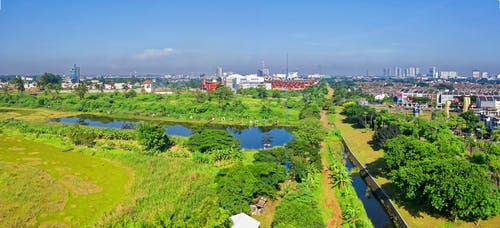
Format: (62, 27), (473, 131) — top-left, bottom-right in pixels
(333, 108), (500, 228)
(1, 125), (221, 227)
(0, 134), (130, 227)
(0, 107), (81, 123)
(0, 92), (303, 126)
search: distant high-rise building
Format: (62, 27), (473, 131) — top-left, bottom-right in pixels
(394, 67), (402, 77)
(439, 71), (457, 80)
(258, 62), (270, 77)
(217, 66), (223, 78)
(382, 67), (392, 77)
(482, 72), (489, 79)
(70, 64), (80, 83)
(472, 70), (481, 79)
(407, 67), (416, 77)
(429, 67), (438, 78)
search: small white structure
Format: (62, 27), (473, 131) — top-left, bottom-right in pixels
(143, 80), (153, 93)
(230, 213), (260, 228)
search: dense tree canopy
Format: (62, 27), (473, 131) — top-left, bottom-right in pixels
(136, 122), (172, 153)
(187, 129), (239, 153)
(37, 73), (62, 91)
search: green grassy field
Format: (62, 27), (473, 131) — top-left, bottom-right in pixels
(0, 134), (130, 227)
(333, 108), (500, 228)
(0, 126), (221, 227)
(0, 92), (302, 126)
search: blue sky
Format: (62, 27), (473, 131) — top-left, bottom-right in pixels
(1, 0), (500, 75)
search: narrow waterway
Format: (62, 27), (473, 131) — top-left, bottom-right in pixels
(344, 157), (394, 228)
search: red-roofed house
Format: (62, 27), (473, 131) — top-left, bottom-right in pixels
(143, 80), (153, 93)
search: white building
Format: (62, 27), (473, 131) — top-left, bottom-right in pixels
(224, 74), (266, 91)
(472, 70), (481, 79)
(307, 74), (323, 79)
(482, 72), (489, 79)
(273, 72), (299, 80)
(143, 80), (153, 93)
(439, 71), (458, 80)
(476, 96), (500, 117)
(229, 213), (260, 228)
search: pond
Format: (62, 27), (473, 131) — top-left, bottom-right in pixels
(52, 115), (294, 150)
(345, 157), (394, 228)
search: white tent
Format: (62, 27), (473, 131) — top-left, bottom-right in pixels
(229, 213), (260, 228)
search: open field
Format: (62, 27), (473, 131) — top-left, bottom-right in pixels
(0, 125), (221, 227)
(0, 134), (130, 227)
(0, 107), (81, 123)
(333, 108), (500, 228)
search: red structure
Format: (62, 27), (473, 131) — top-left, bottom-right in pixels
(202, 74), (221, 91)
(268, 79), (318, 90)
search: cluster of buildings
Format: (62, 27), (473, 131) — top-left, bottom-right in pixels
(202, 65), (321, 92)
(359, 80), (500, 129)
(383, 66), (500, 81)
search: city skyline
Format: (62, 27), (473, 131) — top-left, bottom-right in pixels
(1, 0), (500, 75)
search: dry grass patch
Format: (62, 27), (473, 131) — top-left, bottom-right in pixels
(0, 162), (69, 227)
(59, 175), (103, 195)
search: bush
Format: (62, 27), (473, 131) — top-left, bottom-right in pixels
(66, 124), (97, 146)
(273, 183), (324, 228)
(136, 122), (172, 154)
(187, 129), (239, 153)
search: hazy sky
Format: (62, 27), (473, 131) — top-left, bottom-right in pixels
(1, 0), (500, 75)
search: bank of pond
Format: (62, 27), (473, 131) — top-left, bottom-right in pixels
(51, 114), (294, 150)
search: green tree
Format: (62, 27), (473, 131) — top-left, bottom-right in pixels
(187, 129), (239, 153)
(9, 78), (24, 93)
(249, 162), (286, 197)
(257, 86), (268, 99)
(75, 82), (88, 100)
(460, 110), (479, 133)
(371, 125), (400, 150)
(37, 73), (62, 91)
(272, 90), (281, 98)
(136, 122), (172, 153)
(299, 103), (320, 120)
(216, 164), (258, 213)
(211, 85), (233, 105)
(384, 135), (439, 170)
(125, 89), (137, 98)
(186, 197), (231, 228)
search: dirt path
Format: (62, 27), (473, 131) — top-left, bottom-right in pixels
(320, 110), (343, 227)
(319, 84), (342, 227)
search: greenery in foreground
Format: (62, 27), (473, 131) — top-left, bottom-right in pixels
(339, 100), (500, 223)
(0, 133), (129, 227)
(326, 129), (373, 228)
(0, 82), (367, 227)
(0, 121), (224, 227)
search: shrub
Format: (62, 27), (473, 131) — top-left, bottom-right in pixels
(272, 183), (324, 228)
(66, 124), (97, 146)
(136, 122), (172, 154)
(187, 129), (239, 153)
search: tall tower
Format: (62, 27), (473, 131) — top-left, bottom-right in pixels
(70, 64), (80, 83)
(216, 66), (223, 78)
